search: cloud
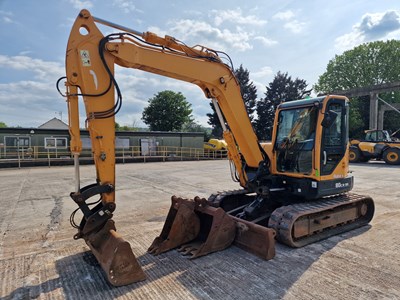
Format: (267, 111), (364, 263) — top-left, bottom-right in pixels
(335, 10), (400, 52)
(148, 7), (275, 52)
(155, 20), (253, 52)
(273, 10), (306, 34)
(251, 66), (274, 96)
(18, 50), (32, 56)
(0, 80), (66, 127)
(2, 16), (13, 23)
(68, 0), (93, 10)
(358, 10), (400, 39)
(273, 11), (295, 21)
(0, 54), (212, 128)
(252, 66), (274, 79)
(112, 0), (143, 14)
(283, 20), (306, 34)
(114, 67), (210, 127)
(0, 10), (17, 24)
(0, 55), (63, 81)
(0, 55), (66, 127)
(334, 31), (365, 53)
(212, 8), (267, 26)
(254, 36), (278, 47)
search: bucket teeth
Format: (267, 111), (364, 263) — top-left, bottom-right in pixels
(177, 242), (202, 258)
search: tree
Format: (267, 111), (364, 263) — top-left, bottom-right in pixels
(255, 71), (311, 140)
(235, 64), (257, 121)
(142, 90), (193, 131)
(206, 102), (224, 138)
(207, 64), (257, 138)
(0, 122), (7, 128)
(115, 119), (139, 131)
(181, 120), (212, 141)
(314, 40), (400, 137)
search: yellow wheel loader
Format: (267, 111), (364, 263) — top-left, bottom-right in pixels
(350, 129), (400, 165)
(58, 10), (374, 286)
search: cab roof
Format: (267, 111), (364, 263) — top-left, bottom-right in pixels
(278, 96), (326, 110)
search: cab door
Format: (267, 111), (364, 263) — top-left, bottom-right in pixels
(320, 99), (349, 176)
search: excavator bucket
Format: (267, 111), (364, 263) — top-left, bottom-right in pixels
(148, 196), (236, 258)
(83, 219), (146, 286)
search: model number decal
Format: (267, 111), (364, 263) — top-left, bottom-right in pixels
(335, 182), (349, 188)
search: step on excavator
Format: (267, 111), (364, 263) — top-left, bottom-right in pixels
(58, 10), (375, 286)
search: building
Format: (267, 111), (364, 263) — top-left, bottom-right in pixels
(38, 118), (69, 130)
(0, 127), (204, 160)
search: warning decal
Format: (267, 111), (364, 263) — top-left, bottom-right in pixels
(80, 50), (91, 66)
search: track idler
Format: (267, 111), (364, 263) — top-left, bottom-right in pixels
(148, 196), (237, 258)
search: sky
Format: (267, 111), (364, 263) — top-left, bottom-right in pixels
(1, 0), (400, 129)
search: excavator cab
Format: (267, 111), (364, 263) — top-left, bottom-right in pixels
(272, 96), (353, 199)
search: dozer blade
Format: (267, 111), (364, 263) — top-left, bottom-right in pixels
(83, 219), (146, 286)
(149, 196), (236, 258)
(231, 216), (276, 260)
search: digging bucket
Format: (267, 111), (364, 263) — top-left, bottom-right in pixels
(148, 196), (201, 255)
(84, 219), (146, 286)
(148, 196), (236, 258)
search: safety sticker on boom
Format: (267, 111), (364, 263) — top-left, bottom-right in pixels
(80, 50), (91, 66)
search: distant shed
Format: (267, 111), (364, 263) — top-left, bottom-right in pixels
(38, 118), (69, 130)
(0, 127), (204, 158)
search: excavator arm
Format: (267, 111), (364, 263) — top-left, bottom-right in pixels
(62, 10), (274, 286)
(65, 10), (264, 188)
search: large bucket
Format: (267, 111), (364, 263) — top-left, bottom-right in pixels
(84, 219), (146, 286)
(148, 196), (236, 258)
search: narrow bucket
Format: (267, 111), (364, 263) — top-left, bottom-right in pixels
(84, 219), (146, 286)
(149, 196), (236, 258)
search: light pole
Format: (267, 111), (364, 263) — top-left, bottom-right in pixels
(17, 136), (20, 168)
(29, 130), (35, 158)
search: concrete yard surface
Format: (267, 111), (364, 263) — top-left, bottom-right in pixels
(0, 160), (399, 299)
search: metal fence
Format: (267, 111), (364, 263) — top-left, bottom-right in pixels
(0, 145), (228, 168)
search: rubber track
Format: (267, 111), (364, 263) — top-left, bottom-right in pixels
(268, 193), (375, 248)
(207, 189), (250, 207)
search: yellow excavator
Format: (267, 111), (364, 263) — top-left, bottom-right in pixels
(58, 10), (375, 287)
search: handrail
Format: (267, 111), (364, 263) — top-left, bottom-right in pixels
(0, 145), (228, 168)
